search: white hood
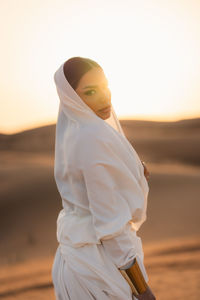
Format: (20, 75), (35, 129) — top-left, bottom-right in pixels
(53, 62), (149, 247)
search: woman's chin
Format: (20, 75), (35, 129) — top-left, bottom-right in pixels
(99, 111), (111, 120)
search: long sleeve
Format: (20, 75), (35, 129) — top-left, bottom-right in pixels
(78, 131), (149, 281)
(101, 221), (149, 282)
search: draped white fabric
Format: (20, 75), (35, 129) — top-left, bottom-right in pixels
(51, 61), (149, 299)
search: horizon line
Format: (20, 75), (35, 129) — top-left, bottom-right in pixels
(1, 115), (200, 135)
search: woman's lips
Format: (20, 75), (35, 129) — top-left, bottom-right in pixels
(99, 106), (111, 113)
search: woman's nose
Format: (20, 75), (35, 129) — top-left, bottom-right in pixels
(101, 89), (111, 105)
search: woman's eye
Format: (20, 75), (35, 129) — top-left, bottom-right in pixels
(84, 89), (96, 96)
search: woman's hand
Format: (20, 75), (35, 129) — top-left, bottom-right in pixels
(141, 161), (150, 181)
(134, 286), (156, 300)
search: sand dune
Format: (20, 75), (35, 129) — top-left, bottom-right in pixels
(0, 118), (200, 299)
(120, 118), (200, 166)
(0, 236), (199, 299)
(0, 117), (200, 165)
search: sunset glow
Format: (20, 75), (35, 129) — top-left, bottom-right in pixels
(1, 0), (200, 133)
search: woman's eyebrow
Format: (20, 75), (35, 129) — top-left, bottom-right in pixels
(83, 85), (98, 89)
(83, 81), (108, 90)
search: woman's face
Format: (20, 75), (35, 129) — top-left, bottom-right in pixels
(75, 67), (112, 120)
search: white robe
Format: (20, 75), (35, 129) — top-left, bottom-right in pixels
(51, 61), (149, 299)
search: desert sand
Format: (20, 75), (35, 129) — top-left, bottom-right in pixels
(0, 118), (199, 299)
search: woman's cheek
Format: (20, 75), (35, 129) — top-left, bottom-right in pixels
(90, 98), (102, 111)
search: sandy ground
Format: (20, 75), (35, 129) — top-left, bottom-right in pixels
(0, 236), (199, 299)
(0, 151), (199, 299)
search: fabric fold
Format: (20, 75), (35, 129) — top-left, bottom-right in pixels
(52, 59), (150, 299)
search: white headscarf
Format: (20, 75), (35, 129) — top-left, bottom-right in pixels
(53, 61), (149, 242)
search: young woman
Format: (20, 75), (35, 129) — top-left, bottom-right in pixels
(51, 57), (155, 300)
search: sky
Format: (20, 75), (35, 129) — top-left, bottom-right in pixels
(0, 0), (200, 134)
